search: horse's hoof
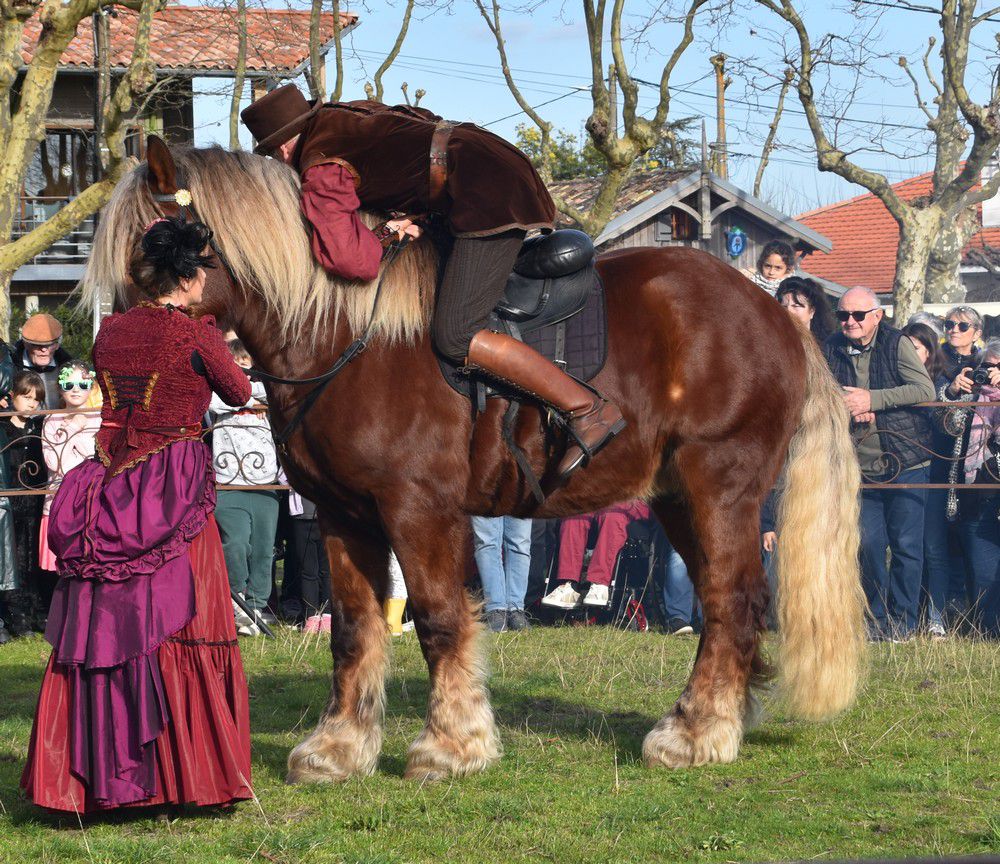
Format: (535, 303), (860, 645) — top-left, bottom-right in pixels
(404, 729), (501, 781)
(643, 710), (742, 769)
(643, 714), (696, 768)
(285, 726), (380, 785)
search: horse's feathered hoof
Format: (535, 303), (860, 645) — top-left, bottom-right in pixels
(404, 729), (502, 782)
(642, 708), (742, 769)
(285, 724), (381, 784)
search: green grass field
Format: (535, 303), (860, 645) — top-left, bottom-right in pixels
(1, 625), (999, 864)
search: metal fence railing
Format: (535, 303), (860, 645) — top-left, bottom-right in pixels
(0, 406), (289, 495)
(0, 402), (998, 496)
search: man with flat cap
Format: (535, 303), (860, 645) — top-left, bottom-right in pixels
(241, 85), (623, 480)
(13, 313), (73, 409)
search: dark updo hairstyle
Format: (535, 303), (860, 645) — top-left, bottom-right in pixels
(901, 321), (946, 382)
(756, 239), (796, 275)
(128, 216), (215, 301)
(776, 276), (837, 344)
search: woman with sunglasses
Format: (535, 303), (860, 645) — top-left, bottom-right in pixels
(918, 305), (986, 636)
(22, 217), (254, 814)
(938, 336), (1000, 633)
(942, 306), (985, 396)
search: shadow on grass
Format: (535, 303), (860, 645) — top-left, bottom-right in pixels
(248, 669), (662, 769)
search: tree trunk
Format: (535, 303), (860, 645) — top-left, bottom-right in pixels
(924, 208), (976, 304)
(893, 210), (941, 322)
(0, 270), (11, 343)
(229, 0), (247, 150)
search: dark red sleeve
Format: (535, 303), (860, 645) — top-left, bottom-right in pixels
(300, 164), (382, 282)
(194, 318), (252, 407)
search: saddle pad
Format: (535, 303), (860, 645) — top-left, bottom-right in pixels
(437, 277), (608, 399)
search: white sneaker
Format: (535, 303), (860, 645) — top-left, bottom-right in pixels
(583, 583), (609, 607)
(542, 582), (583, 609)
(927, 621), (947, 640)
(232, 598), (255, 630)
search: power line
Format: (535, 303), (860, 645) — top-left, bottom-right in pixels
(482, 89), (588, 127)
(852, 0), (1000, 23)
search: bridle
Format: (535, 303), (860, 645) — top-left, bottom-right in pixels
(149, 173), (407, 452)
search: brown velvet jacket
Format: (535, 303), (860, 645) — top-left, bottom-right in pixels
(294, 100), (555, 238)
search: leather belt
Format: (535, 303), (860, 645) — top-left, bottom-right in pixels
(428, 121), (456, 210)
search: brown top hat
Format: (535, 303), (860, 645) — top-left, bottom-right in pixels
(21, 313), (63, 346)
(241, 84), (320, 155)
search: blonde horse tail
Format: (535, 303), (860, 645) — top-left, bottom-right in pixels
(776, 326), (867, 720)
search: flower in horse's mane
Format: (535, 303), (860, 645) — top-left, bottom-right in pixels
(174, 189), (193, 207)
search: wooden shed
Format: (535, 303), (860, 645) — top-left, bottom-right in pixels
(549, 163), (832, 279)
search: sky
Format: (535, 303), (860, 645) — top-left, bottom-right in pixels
(190, 0), (1000, 216)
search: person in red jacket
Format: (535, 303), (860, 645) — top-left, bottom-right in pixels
(241, 85), (624, 479)
(22, 217), (254, 814)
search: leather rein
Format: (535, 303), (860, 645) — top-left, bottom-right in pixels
(150, 184), (409, 452)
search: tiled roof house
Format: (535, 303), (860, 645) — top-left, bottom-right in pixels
(796, 168), (1000, 299)
(20, 5), (356, 77)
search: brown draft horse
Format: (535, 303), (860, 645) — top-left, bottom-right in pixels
(82, 139), (866, 782)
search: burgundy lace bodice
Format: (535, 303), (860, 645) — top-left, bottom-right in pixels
(94, 304), (251, 475)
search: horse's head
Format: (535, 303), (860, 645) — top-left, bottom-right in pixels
(143, 136), (241, 329)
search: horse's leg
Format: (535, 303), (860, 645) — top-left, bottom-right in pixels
(645, 451), (770, 769)
(383, 506), (501, 781)
(286, 523), (389, 784)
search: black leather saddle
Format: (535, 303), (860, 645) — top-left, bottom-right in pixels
(496, 229), (596, 331)
(437, 229), (607, 401)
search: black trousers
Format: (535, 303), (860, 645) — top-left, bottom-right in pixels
(289, 517), (331, 620)
(431, 230), (525, 361)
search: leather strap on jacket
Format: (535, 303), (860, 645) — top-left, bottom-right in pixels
(429, 121), (456, 210)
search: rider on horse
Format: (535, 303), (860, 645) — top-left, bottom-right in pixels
(241, 84), (624, 480)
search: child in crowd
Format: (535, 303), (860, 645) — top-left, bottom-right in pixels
(743, 239), (796, 297)
(210, 340), (280, 636)
(39, 361), (100, 609)
(0, 371), (48, 636)
(543, 501), (650, 609)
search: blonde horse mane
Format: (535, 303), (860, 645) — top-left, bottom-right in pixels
(79, 146), (437, 345)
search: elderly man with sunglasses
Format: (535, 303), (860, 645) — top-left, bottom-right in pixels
(823, 287), (936, 642)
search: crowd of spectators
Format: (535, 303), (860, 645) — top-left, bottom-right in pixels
(1, 248), (999, 643)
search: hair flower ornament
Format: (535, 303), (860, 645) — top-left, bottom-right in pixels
(173, 189), (193, 207)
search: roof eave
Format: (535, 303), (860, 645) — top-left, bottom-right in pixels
(34, 19), (357, 80)
(709, 173), (834, 253)
(592, 169), (834, 253)
(592, 171), (702, 246)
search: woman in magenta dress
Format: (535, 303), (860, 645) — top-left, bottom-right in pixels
(21, 217), (254, 813)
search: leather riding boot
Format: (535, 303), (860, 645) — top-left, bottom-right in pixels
(465, 330), (625, 480)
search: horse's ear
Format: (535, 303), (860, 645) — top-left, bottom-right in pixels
(146, 135), (178, 196)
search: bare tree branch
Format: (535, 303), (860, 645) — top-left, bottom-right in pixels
(371, 0), (415, 103)
(921, 35), (943, 101)
(754, 67), (793, 197)
(308, 0), (324, 100)
(330, 0), (343, 101)
(475, 0), (554, 180)
(898, 55), (934, 123)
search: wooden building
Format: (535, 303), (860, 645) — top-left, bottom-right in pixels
(549, 162), (832, 283)
(12, 5), (354, 312)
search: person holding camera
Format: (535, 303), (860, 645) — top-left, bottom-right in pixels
(938, 337), (1000, 631)
(824, 287), (936, 642)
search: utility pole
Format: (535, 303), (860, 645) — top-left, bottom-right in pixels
(709, 53), (730, 179)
